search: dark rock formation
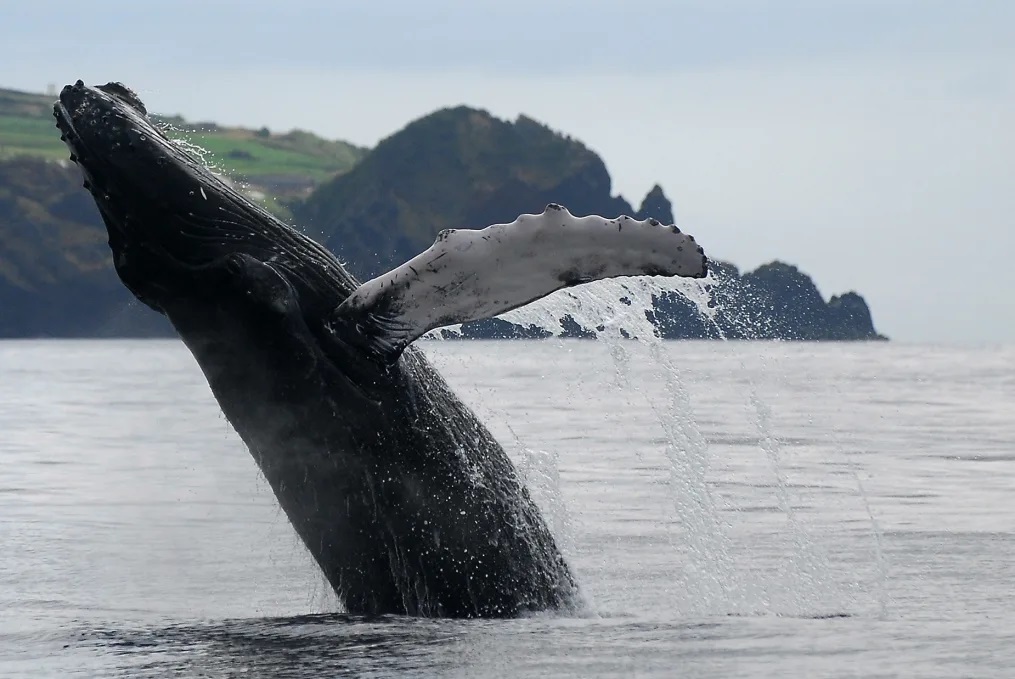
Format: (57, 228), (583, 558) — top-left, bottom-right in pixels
(634, 184), (674, 223)
(651, 260), (885, 340)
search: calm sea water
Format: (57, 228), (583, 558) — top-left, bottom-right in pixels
(0, 339), (1012, 677)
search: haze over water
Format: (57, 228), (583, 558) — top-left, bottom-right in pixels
(0, 339), (1012, 677)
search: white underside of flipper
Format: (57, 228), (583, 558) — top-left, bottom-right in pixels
(330, 204), (708, 361)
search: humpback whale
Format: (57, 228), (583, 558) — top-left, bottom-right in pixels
(53, 81), (709, 618)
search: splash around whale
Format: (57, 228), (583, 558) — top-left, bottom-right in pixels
(53, 80), (709, 618)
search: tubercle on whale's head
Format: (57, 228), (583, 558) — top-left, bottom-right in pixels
(52, 80), (358, 318)
(93, 82), (148, 115)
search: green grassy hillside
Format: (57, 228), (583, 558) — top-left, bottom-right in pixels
(0, 86), (367, 213)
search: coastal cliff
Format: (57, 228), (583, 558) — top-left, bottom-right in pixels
(0, 89), (883, 340)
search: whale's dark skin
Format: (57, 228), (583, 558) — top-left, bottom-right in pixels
(54, 81), (578, 617)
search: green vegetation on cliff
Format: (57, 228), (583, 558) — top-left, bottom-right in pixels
(0, 156), (133, 336)
(0, 88), (67, 160)
(0, 86), (367, 208)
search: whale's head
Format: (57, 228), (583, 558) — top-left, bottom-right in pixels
(54, 81), (387, 410)
(53, 80), (357, 318)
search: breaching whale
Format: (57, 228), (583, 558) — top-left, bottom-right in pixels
(54, 81), (709, 618)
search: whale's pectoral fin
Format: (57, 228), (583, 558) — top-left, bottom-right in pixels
(328, 203), (708, 363)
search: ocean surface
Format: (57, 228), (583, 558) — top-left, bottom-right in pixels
(0, 339), (1012, 677)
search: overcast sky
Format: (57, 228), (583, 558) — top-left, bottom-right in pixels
(3, 1), (1013, 343)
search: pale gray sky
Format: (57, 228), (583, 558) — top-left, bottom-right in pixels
(3, 1), (1013, 342)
